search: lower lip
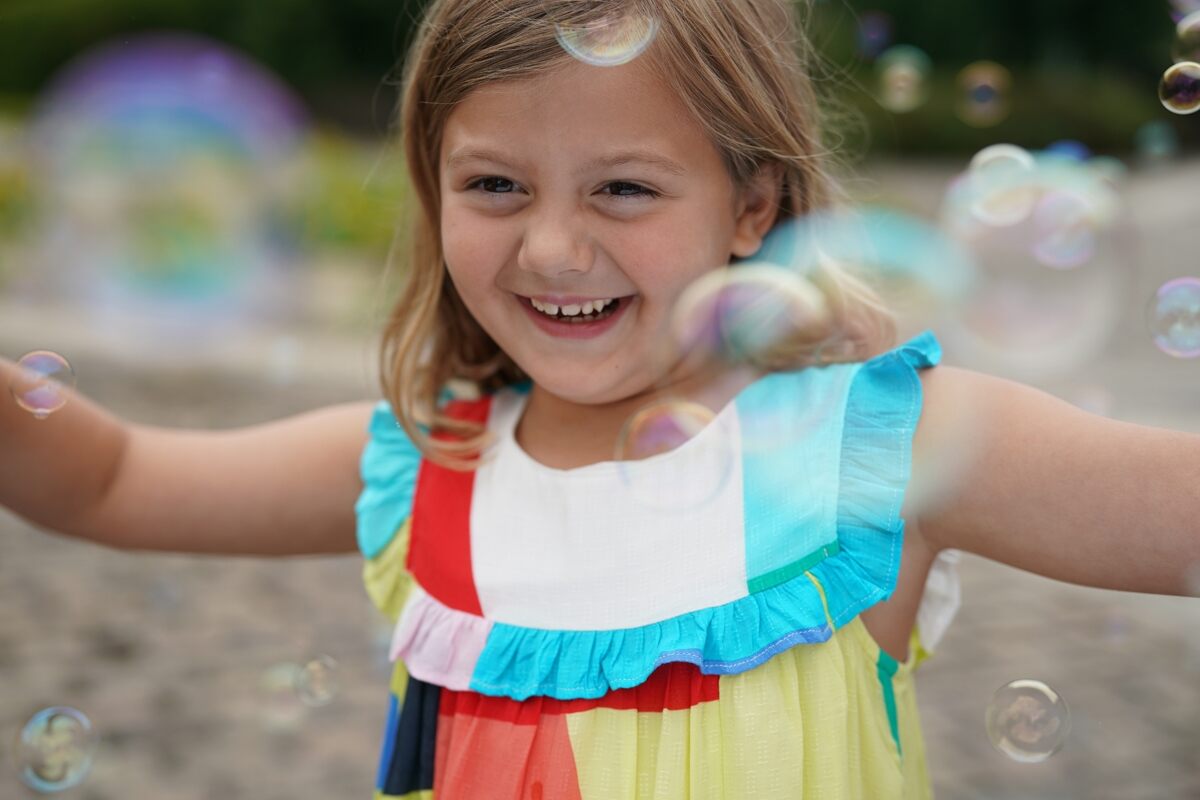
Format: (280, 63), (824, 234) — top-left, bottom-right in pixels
(517, 296), (632, 339)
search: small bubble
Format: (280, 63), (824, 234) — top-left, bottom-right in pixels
(956, 61), (1012, 127)
(554, 12), (659, 67)
(10, 351), (76, 419)
(260, 662), (306, 731)
(876, 45), (932, 113)
(1147, 277), (1200, 358)
(985, 679), (1070, 763)
(1030, 190), (1098, 270)
(17, 707), (97, 793)
(294, 654), (339, 707)
(856, 11), (893, 60)
(1134, 120), (1180, 162)
(966, 144), (1038, 227)
(614, 399), (734, 511)
(1174, 11), (1200, 63)
(1159, 61), (1200, 115)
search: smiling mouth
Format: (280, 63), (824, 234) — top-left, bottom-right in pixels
(519, 295), (630, 324)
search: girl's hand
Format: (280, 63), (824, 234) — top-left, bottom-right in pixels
(914, 366), (1200, 596)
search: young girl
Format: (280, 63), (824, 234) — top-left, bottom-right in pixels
(3, 0), (1198, 797)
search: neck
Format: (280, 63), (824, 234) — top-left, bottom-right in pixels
(515, 358), (763, 470)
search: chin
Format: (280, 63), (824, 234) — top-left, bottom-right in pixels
(523, 366), (627, 406)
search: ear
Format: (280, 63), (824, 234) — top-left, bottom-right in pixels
(730, 162), (784, 259)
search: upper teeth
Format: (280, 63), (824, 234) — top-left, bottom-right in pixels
(531, 298), (615, 316)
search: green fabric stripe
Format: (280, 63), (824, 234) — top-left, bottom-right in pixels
(875, 648), (902, 757)
(746, 541), (840, 594)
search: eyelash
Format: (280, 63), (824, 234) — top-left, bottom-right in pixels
(465, 176), (661, 200)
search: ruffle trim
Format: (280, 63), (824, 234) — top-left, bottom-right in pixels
(356, 401), (423, 560)
(393, 569), (835, 701)
(811, 331), (940, 630)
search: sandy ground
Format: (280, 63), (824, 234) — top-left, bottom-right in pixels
(2, 159), (1200, 799)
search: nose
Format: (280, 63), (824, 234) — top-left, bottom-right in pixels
(516, 204), (594, 279)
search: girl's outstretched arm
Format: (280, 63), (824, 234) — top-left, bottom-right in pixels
(915, 365), (1200, 596)
(1, 357), (373, 556)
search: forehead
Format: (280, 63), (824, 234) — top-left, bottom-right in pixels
(440, 58), (719, 170)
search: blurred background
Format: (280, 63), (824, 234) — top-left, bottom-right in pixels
(1, 0), (1199, 797)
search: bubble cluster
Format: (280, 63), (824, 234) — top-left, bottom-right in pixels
(1147, 277), (1200, 358)
(10, 350), (76, 419)
(940, 145), (1129, 377)
(554, 12), (659, 67)
(17, 707), (97, 793)
(956, 61), (1012, 127)
(985, 679), (1070, 763)
(1159, 61), (1200, 114)
(876, 45), (931, 113)
(614, 399), (734, 511)
(295, 654), (340, 707)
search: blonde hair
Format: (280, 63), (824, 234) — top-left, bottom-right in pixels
(381, 0), (896, 469)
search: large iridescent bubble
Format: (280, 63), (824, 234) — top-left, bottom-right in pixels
(25, 33), (308, 354)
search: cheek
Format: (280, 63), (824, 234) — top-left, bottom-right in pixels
(442, 213), (501, 303)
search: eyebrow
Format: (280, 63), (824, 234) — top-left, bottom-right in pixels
(444, 146), (688, 177)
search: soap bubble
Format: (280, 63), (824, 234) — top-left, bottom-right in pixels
(554, 12), (659, 67)
(956, 61), (1012, 127)
(671, 263), (830, 368)
(856, 11), (893, 60)
(10, 350), (76, 419)
(1159, 61), (1200, 114)
(940, 150), (1130, 378)
(1147, 277), (1200, 358)
(1175, 11), (1200, 63)
(294, 654), (339, 707)
(876, 45), (931, 113)
(965, 144), (1039, 227)
(1172, 0), (1200, 20)
(1044, 140), (1092, 163)
(1030, 189), (1098, 270)
(985, 679), (1070, 763)
(17, 707), (97, 792)
(259, 662), (307, 731)
(28, 33), (307, 351)
(614, 398), (735, 511)
(1135, 120), (1181, 162)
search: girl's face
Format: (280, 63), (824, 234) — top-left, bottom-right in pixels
(440, 58), (772, 406)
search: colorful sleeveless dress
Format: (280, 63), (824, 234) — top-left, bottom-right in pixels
(356, 332), (949, 799)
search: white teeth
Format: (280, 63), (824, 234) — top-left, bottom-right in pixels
(529, 297), (618, 318)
